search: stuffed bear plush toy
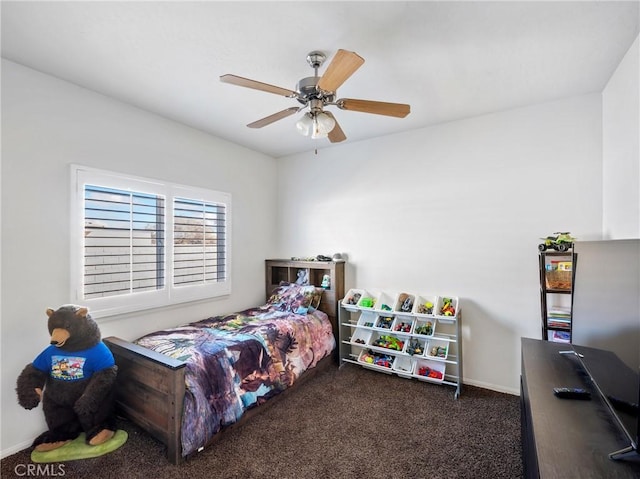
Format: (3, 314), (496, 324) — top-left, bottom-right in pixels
(16, 305), (118, 452)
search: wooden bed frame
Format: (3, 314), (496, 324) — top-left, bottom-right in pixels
(104, 311), (338, 464)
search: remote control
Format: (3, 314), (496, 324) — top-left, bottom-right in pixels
(553, 387), (591, 400)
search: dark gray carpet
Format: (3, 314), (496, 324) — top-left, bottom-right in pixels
(2, 364), (523, 479)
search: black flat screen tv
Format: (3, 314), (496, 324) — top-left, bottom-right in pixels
(571, 239), (640, 460)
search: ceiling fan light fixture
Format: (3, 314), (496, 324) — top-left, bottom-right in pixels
(295, 112), (314, 136)
(315, 111), (336, 134)
(296, 111), (335, 139)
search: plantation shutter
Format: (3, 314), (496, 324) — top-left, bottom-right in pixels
(72, 165), (231, 317)
(173, 197), (226, 286)
(83, 185), (165, 299)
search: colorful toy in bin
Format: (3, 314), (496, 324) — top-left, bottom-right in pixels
(372, 334), (404, 351)
(430, 345), (447, 358)
(374, 355), (393, 368)
(345, 292), (361, 305)
(376, 317), (393, 329)
(360, 297), (375, 308)
(406, 339), (424, 356)
(440, 298), (456, 317)
(361, 352), (375, 364)
(360, 350), (393, 368)
(417, 301), (434, 315)
(415, 321), (434, 336)
(394, 321), (412, 333)
(397, 293), (414, 312)
(418, 365), (444, 380)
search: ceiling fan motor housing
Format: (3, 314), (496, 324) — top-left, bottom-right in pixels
(296, 76), (335, 106)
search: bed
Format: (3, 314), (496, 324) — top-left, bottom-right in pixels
(103, 281), (337, 464)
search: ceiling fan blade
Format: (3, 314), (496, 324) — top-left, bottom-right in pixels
(325, 112), (346, 143)
(247, 107), (300, 129)
(337, 98), (410, 118)
(220, 74), (298, 98)
(317, 49), (365, 92)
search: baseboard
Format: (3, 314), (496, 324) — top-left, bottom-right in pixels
(463, 378), (520, 396)
(1, 439), (33, 460)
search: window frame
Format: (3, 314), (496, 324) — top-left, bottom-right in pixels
(70, 165), (232, 319)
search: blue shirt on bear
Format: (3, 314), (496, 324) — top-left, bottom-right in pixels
(32, 342), (115, 381)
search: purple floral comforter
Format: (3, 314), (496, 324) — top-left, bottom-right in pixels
(134, 305), (335, 456)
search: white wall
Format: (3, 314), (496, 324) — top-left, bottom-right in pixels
(603, 34), (640, 239)
(276, 94), (604, 394)
(0, 60), (278, 456)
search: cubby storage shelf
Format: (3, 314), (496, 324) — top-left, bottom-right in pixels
(538, 251), (577, 343)
(338, 291), (462, 398)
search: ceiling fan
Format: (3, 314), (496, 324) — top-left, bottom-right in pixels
(220, 49), (411, 143)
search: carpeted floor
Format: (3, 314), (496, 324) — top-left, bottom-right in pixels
(1, 363), (523, 479)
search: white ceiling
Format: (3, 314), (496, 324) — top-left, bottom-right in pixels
(2, 1), (639, 158)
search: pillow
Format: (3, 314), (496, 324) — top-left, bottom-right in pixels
(308, 287), (324, 312)
(266, 281), (321, 314)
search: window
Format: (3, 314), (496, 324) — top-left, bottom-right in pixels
(172, 197), (226, 287)
(71, 165), (231, 318)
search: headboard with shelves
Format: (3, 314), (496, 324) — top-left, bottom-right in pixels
(265, 259), (345, 333)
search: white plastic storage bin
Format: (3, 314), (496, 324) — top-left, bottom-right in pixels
(368, 331), (407, 354)
(342, 289), (366, 311)
(356, 311), (377, 328)
(426, 338), (449, 360)
(392, 356), (415, 378)
(405, 337), (427, 356)
(413, 358), (446, 383)
(358, 349), (395, 371)
(350, 328), (372, 346)
(413, 318), (436, 337)
(391, 316), (415, 335)
(374, 315), (394, 330)
(375, 291), (398, 315)
(413, 295), (438, 316)
(395, 292), (416, 314)
(435, 296), (459, 321)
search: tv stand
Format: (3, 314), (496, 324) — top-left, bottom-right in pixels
(558, 349), (583, 358)
(521, 338), (640, 478)
(610, 445), (638, 461)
